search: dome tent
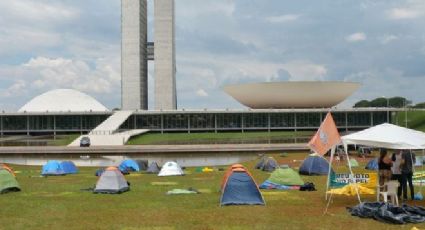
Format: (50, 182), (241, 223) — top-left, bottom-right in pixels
(260, 167), (304, 190)
(365, 158), (378, 170)
(41, 160), (66, 176)
(261, 157), (279, 172)
(299, 154), (333, 175)
(158, 162), (184, 176)
(0, 169), (20, 194)
(220, 164), (265, 206)
(119, 159), (140, 172)
(146, 162), (160, 174)
(94, 167), (129, 194)
(60, 161), (78, 174)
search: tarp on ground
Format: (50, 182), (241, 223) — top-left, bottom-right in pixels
(146, 162), (160, 174)
(220, 164), (265, 206)
(41, 160), (66, 176)
(347, 202), (425, 224)
(166, 189), (198, 195)
(158, 162), (184, 176)
(327, 184), (375, 196)
(94, 167), (129, 194)
(365, 158), (379, 170)
(119, 159), (140, 172)
(0, 169), (20, 194)
(259, 180), (300, 190)
(299, 155), (333, 175)
(341, 123), (425, 150)
(60, 161), (78, 174)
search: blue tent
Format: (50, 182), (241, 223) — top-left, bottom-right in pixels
(41, 160), (65, 176)
(299, 155), (333, 175)
(119, 159), (140, 172)
(220, 169), (265, 206)
(60, 161), (78, 174)
(365, 158), (379, 170)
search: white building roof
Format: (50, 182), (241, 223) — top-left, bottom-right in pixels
(18, 89), (109, 113)
(223, 81), (360, 109)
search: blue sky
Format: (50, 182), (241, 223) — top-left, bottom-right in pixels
(0, 0), (425, 111)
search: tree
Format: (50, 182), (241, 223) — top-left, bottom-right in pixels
(354, 100), (370, 108)
(370, 98), (387, 107)
(388, 97), (411, 108)
(413, 102), (425, 108)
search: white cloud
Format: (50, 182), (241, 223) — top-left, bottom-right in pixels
(387, 8), (420, 19)
(380, 34), (398, 44)
(196, 89), (208, 97)
(346, 32), (367, 42)
(1, 80), (27, 97)
(283, 60), (327, 81)
(266, 14), (301, 23)
(22, 56), (120, 94)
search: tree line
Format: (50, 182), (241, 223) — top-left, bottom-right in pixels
(353, 97), (425, 108)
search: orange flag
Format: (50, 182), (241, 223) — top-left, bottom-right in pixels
(308, 112), (341, 156)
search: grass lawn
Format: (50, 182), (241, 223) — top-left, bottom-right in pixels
(127, 131), (313, 145)
(1, 153), (424, 230)
(394, 110), (425, 132)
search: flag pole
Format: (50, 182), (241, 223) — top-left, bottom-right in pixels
(325, 145), (335, 200)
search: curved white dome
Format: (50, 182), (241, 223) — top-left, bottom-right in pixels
(224, 81), (361, 109)
(19, 89), (109, 112)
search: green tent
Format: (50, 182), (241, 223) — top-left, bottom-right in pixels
(0, 169), (20, 194)
(348, 158), (359, 167)
(268, 168), (304, 186)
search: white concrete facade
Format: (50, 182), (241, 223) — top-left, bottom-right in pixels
(154, 0), (177, 110)
(121, 0), (148, 110)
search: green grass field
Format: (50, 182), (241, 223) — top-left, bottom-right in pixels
(1, 153), (424, 230)
(127, 131), (313, 145)
(394, 110), (425, 132)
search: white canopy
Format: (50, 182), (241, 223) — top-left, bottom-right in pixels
(341, 123), (425, 150)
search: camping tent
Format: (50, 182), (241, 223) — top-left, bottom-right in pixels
(94, 167), (129, 194)
(0, 164), (15, 177)
(365, 158), (379, 170)
(41, 160), (65, 176)
(255, 157), (266, 169)
(260, 167), (304, 190)
(0, 169), (20, 194)
(146, 162), (160, 174)
(261, 157), (279, 172)
(136, 160), (149, 171)
(341, 123), (425, 150)
(60, 161), (78, 174)
(299, 155), (333, 175)
(158, 162), (184, 176)
(349, 158), (359, 167)
(220, 164), (265, 206)
(119, 159), (140, 172)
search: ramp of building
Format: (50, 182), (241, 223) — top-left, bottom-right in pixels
(68, 111), (149, 146)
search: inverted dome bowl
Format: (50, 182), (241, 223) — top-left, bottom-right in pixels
(223, 81), (360, 109)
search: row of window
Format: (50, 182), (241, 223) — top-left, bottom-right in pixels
(0, 112), (388, 132)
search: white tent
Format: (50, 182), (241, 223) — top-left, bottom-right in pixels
(158, 162), (184, 177)
(341, 123), (425, 150)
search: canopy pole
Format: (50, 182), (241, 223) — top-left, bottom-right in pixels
(325, 146), (336, 201)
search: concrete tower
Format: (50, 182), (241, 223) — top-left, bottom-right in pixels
(121, 0), (148, 110)
(154, 0), (177, 110)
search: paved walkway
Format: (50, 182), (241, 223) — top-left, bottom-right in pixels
(0, 143), (308, 155)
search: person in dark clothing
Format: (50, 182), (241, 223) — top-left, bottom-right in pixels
(401, 150), (416, 200)
(378, 149), (392, 191)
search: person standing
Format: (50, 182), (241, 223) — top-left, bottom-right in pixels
(391, 150), (403, 198)
(378, 149), (393, 191)
(401, 150), (416, 200)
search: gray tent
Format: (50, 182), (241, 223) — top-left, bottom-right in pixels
(136, 160), (149, 171)
(146, 162), (160, 174)
(93, 167), (129, 194)
(262, 157), (279, 172)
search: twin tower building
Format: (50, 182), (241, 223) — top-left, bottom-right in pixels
(121, 0), (176, 110)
